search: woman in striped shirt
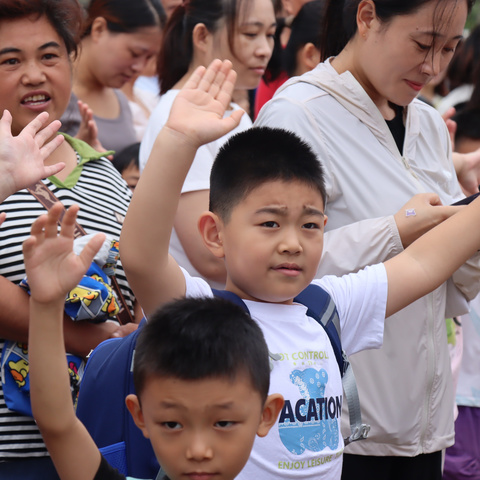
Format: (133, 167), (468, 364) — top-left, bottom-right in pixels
(0, 0), (138, 477)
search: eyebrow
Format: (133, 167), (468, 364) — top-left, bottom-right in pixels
(159, 401), (236, 410)
(0, 41), (62, 57)
(255, 206), (324, 217)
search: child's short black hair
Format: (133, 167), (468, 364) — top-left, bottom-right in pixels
(133, 297), (271, 404)
(112, 143), (140, 175)
(209, 127), (326, 221)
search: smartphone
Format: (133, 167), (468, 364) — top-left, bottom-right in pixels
(451, 192), (480, 206)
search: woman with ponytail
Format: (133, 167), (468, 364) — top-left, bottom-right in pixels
(139, 0), (276, 288)
(60, 0), (165, 152)
(256, 1), (479, 479)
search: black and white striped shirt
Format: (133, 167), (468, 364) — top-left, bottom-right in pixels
(0, 136), (135, 460)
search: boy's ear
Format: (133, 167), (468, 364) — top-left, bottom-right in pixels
(192, 23), (213, 54)
(256, 394), (284, 437)
(198, 212), (225, 258)
(126, 394), (150, 439)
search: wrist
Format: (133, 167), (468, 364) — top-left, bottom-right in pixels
(160, 124), (203, 152)
(29, 297), (64, 318)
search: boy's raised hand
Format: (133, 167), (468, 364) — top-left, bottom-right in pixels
(23, 203), (105, 305)
(165, 59), (244, 148)
(0, 110), (65, 202)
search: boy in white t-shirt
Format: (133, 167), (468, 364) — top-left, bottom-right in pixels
(119, 59), (480, 480)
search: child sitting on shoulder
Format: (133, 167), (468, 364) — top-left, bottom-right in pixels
(120, 59), (480, 480)
(25, 204), (283, 480)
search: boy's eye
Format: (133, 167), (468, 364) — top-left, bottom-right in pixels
(215, 420), (235, 428)
(303, 222), (319, 230)
(261, 221), (279, 228)
(162, 421), (182, 430)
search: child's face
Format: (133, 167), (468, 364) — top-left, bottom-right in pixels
(121, 162), (140, 192)
(127, 374), (276, 480)
(218, 179), (326, 304)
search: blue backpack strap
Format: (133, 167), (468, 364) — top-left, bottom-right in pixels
(77, 317), (160, 479)
(212, 289), (249, 311)
(213, 286), (369, 445)
(294, 284), (369, 445)
(294, 284), (344, 376)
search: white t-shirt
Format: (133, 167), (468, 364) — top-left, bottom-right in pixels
(183, 263), (388, 479)
(140, 90), (252, 289)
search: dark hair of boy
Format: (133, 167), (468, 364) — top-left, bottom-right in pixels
(283, 0), (325, 77)
(112, 142), (140, 175)
(133, 296), (271, 404)
(209, 126), (327, 221)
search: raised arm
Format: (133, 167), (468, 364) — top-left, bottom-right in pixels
(385, 197), (480, 318)
(25, 203), (104, 480)
(120, 60), (243, 315)
(0, 111), (65, 202)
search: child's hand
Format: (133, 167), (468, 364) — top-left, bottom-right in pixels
(0, 110), (65, 201)
(75, 100), (113, 160)
(23, 203), (106, 305)
(165, 59), (244, 148)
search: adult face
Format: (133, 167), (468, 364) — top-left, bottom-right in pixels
(88, 19), (162, 89)
(346, 0), (468, 116)
(0, 15), (72, 136)
(211, 0), (277, 91)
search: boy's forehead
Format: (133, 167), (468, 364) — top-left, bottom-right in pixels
(141, 374), (264, 410)
(238, 179), (325, 212)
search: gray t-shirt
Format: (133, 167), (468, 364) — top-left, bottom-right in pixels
(60, 90), (137, 153)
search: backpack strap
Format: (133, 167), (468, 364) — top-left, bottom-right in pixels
(212, 287), (370, 445)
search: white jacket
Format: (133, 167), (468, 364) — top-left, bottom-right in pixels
(255, 59), (480, 456)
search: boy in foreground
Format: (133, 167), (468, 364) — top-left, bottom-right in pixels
(25, 202), (283, 480)
(120, 59), (480, 479)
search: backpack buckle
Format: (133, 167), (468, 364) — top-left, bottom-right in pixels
(344, 424), (370, 446)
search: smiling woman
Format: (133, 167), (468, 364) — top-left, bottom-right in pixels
(59, 0), (166, 152)
(0, 1), (139, 477)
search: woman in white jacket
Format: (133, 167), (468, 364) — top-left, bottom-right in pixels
(255, 1), (480, 479)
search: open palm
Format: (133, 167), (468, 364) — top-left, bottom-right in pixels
(165, 59), (244, 148)
(23, 203), (105, 305)
(0, 111), (65, 201)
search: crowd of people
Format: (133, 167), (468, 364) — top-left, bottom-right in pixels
(1, 0), (480, 479)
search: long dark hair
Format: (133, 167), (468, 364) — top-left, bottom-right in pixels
(321, 0), (475, 60)
(82, 0), (166, 37)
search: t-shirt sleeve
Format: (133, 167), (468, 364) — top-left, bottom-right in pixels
(182, 266), (214, 298)
(94, 455), (127, 480)
(314, 263), (388, 356)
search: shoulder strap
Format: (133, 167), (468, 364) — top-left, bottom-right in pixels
(212, 287), (370, 445)
(27, 181), (134, 325)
